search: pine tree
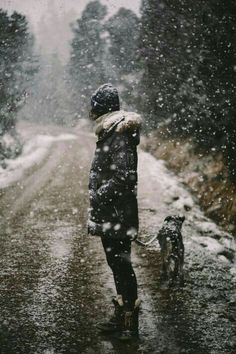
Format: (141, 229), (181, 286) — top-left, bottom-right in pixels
(194, 0), (236, 169)
(105, 8), (141, 110)
(69, 0), (108, 118)
(0, 10), (37, 135)
(138, 0), (196, 129)
(105, 8), (140, 75)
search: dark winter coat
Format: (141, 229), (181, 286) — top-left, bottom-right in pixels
(88, 110), (142, 240)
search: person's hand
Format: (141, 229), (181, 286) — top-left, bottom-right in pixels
(89, 190), (99, 207)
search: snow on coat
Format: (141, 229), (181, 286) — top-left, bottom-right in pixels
(88, 110), (142, 240)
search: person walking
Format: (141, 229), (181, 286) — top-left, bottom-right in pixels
(88, 83), (142, 339)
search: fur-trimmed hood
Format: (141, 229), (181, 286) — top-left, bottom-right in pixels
(94, 110), (142, 138)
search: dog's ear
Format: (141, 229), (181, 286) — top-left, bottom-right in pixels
(175, 214), (185, 223)
(164, 215), (173, 222)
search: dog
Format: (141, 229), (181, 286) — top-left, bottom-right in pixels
(158, 215), (185, 287)
(135, 215), (185, 287)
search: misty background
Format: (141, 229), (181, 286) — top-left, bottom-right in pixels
(1, 0), (141, 60)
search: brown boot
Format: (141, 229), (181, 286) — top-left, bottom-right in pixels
(97, 295), (124, 333)
(119, 299), (141, 341)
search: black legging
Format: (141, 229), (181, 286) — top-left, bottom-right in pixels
(101, 237), (138, 311)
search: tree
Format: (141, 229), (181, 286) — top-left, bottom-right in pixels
(105, 8), (140, 75)
(68, 1), (108, 118)
(195, 0), (236, 179)
(0, 10), (37, 135)
(105, 8), (141, 110)
(138, 0), (196, 129)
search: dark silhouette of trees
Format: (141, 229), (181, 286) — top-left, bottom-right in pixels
(139, 0), (236, 180)
(105, 8), (141, 110)
(0, 10), (37, 136)
(105, 8), (140, 75)
(69, 1), (108, 118)
(69, 1), (141, 116)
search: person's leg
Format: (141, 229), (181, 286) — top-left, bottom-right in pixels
(101, 237), (138, 310)
(102, 237), (122, 294)
(101, 237), (140, 337)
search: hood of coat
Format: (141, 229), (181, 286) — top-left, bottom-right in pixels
(94, 110), (142, 143)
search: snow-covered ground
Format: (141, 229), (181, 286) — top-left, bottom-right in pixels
(0, 132), (76, 189)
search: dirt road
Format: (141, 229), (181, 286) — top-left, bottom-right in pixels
(0, 123), (235, 354)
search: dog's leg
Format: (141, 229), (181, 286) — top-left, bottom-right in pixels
(160, 250), (167, 281)
(164, 240), (175, 286)
(160, 241), (168, 283)
(178, 245), (185, 286)
(170, 239), (179, 285)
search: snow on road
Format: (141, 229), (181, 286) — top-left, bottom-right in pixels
(0, 133), (76, 189)
(1, 123), (235, 278)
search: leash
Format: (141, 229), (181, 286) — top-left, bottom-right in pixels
(135, 234), (158, 247)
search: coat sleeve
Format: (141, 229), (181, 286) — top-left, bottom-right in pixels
(95, 134), (137, 206)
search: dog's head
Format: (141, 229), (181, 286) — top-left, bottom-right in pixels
(164, 215), (185, 228)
